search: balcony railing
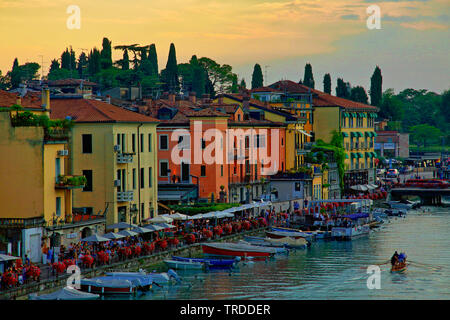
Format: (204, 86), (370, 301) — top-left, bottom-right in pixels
(117, 190), (134, 202)
(44, 128), (69, 142)
(117, 153), (133, 163)
(55, 175), (86, 189)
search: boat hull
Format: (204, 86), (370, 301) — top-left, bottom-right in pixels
(331, 225), (370, 240)
(391, 262), (407, 273)
(202, 243), (274, 259)
(164, 259), (205, 270)
(171, 256), (236, 269)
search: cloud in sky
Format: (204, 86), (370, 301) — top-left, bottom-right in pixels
(0, 0), (448, 92)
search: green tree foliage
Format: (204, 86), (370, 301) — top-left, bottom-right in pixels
(350, 86), (369, 104)
(410, 124), (442, 148)
(10, 58), (21, 88)
(100, 37), (113, 69)
(240, 78), (247, 90)
(370, 66), (382, 106)
(323, 73), (331, 94)
(198, 57), (236, 95)
(379, 88), (404, 121)
(148, 44), (158, 75)
(88, 48), (102, 76)
(303, 63), (315, 89)
(336, 78), (350, 99)
(61, 47), (76, 71)
(190, 55), (206, 97)
(161, 43), (179, 93)
(77, 52), (88, 78)
(251, 63), (263, 89)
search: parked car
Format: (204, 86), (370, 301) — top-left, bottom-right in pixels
(376, 168), (386, 175)
(386, 169), (399, 178)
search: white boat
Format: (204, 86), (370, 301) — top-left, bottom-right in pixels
(387, 199), (418, 210)
(331, 225), (371, 240)
(264, 236), (308, 249)
(106, 269), (180, 285)
(29, 286), (100, 300)
(164, 259), (205, 270)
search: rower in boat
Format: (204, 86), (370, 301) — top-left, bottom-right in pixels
(391, 252), (407, 273)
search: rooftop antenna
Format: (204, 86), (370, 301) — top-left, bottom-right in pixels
(264, 65), (270, 86)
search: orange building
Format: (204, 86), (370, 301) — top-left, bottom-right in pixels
(142, 93), (286, 204)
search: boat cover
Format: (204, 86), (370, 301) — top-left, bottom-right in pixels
(29, 286), (100, 300)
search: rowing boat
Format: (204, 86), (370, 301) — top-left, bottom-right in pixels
(391, 261), (407, 273)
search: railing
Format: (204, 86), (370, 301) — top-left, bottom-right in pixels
(117, 153), (133, 163)
(0, 217), (45, 229)
(55, 175), (86, 189)
(117, 190), (134, 202)
(44, 128), (69, 142)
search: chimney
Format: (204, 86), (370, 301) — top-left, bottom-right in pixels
(188, 92), (196, 104)
(218, 95), (224, 104)
(41, 87), (50, 111)
(106, 95), (111, 104)
(202, 93), (210, 104)
(16, 96), (21, 106)
(242, 94), (250, 111)
(168, 93), (176, 103)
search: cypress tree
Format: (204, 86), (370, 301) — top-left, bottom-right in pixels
(148, 44), (158, 75)
(190, 55), (205, 97)
(100, 37), (113, 69)
(336, 78), (350, 99)
(10, 58), (21, 89)
(251, 64), (263, 89)
(88, 48), (101, 76)
(162, 43), (179, 93)
(77, 52), (88, 78)
(122, 50), (130, 71)
(303, 63), (315, 89)
(61, 48), (72, 70)
(323, 73), (331, 94)
(240, 78), (247, 89)
(70, 47), (77, 72)
(370, 66), (382, 106)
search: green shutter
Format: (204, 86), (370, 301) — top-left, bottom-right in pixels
(345, 153), (349, 159)
(342, 132), (349, 137)
(372, 132), (378, 137)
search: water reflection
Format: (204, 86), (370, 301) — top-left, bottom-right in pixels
(106, 206), (450, 300)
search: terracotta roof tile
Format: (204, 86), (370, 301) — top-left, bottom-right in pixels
(49, 98), (159, 123)
(0, 90), (43, 109)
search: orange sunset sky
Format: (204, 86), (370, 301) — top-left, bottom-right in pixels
(1, 0), (449, 93)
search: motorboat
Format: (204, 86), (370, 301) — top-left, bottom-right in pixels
(331, 225), (370, 240)
(170, 256), (237, 269)
(244, 236), (308, 249)
(106, 269), (180, 285)
(387, 199), (419, 210)
(202, 242), (279, 259)
(80, 277), (138, 295)
(164, 259), (205, 270)
(29, 286), (100, 300)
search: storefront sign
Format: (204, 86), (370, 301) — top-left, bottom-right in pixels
(383, 143), (395, 150)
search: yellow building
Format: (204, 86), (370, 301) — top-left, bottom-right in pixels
(312, 92), (378, 192)
(249, 82), (316, 171)
(216, 92), (310, 172)
(0, 89), (101, 262)
(50, 98), (160, 228)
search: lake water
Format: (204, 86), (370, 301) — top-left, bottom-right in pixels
(117, 205), (450, 300)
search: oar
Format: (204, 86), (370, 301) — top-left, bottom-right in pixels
(359, 260), (390, 269)
(408, 260), (443, 270)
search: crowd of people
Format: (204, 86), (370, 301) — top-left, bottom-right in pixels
(1, 208), (290, 292)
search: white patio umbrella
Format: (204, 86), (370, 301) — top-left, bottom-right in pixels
(106, 222), (137, 230)
(190, 214), (205, 220)
(201, 211), (221, 219)
(80, 234), (111, 242)
(0, 253), (20, 262)
(154, 223), (177, 229)
(117, 230), (139, 237)
(142, 224), (166, 232)
(146, 215), (174, 223)
(169, 212), (189, 220)
(131, 226), (157, 234)
(103, 232), (125, 240)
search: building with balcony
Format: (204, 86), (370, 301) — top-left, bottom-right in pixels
(49, 97), (159, 228)
(0, 89), (97, 263)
